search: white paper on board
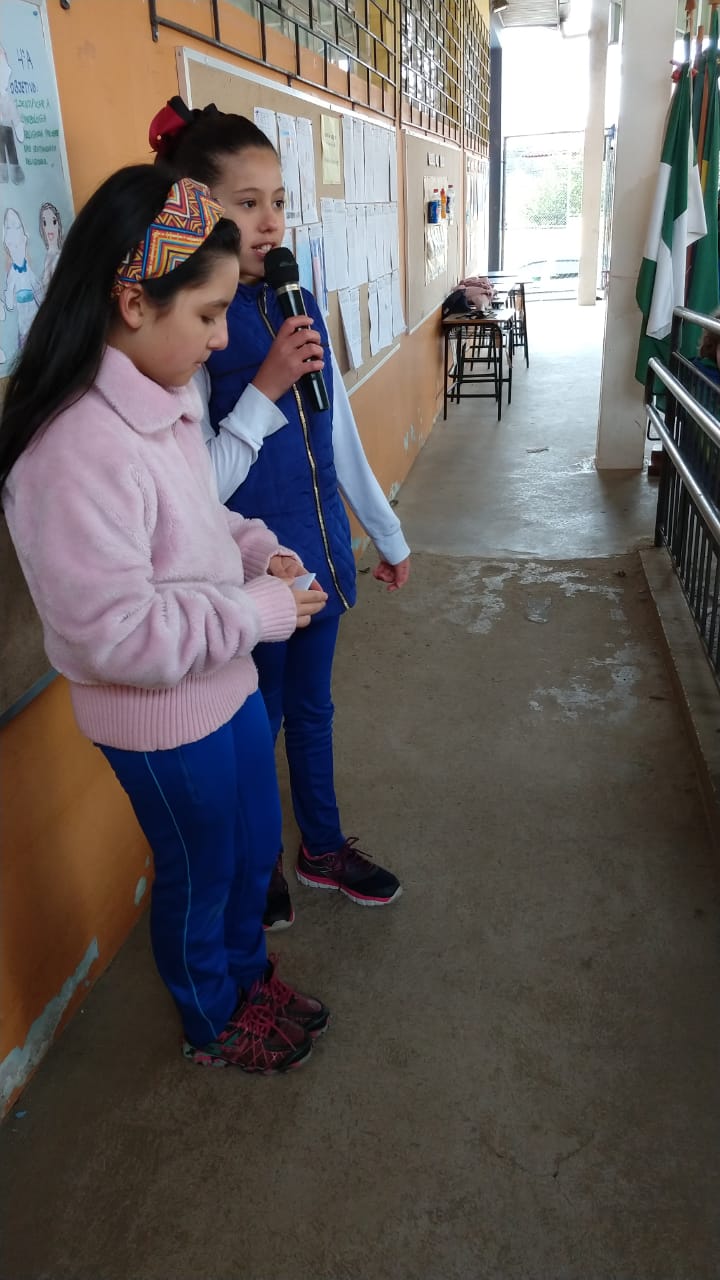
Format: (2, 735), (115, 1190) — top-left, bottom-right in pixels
(320, 197), (337, 292)
(347, 207), (366, 289)
(368, 279), (381, 356)
(378, 273), (393, 351)
(276, 113), (302, 228)
(254, 107), (279, 151)
(389, 203), (400, 272)
(337, 287), (363, 370)
(295, 117), (318, 224)
(391, 269), (406, 337)
(295, 225), (313, 295)
(342, 115), (355, 202)
(333, 199), (349, 291)
(309, 224), (329, 315)
(353, 117), (366, 203)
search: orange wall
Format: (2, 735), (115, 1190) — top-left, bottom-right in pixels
(0, 680), (150, 1110)
(347, 315), (445, 552)
(0, 0), (446, 1112)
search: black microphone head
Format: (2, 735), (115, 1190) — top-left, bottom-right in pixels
(264, 247), (300, 289)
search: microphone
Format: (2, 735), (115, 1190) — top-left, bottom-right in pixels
(263, 247), (330, 414)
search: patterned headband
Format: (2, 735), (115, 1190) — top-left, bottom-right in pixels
(112, 177), (224, 297)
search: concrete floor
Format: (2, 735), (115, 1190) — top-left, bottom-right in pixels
(401, 301), (657, 560)
(2, 301), (720, 1280)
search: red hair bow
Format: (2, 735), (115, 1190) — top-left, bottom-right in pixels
(148, 98), (192, 156)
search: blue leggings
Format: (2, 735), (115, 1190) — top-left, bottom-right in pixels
(254, 613), (343, 856)
(99, 691), (279, 1046)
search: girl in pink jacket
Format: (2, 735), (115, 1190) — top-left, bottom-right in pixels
(0, 165), (330, 1073)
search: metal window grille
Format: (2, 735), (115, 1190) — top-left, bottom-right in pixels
(149, 0), (397, 117)
(400, 0), (462, 141)
(463, 0), (489, 155)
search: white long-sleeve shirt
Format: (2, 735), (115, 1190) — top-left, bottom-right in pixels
(195, 349), (411, 567)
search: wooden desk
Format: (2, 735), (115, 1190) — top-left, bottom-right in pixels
(442, 309), (514, 421)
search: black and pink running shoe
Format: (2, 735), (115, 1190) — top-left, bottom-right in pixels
(249, 954), (330, 1039)
(296, 837), (402, 907)
(183, 999), (312, 1073)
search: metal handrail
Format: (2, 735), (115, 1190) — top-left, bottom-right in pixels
(672, 306), (720, 338)
(648, 356), (720, 449)
(646, 310), (720, 689)
(646, 400), (720, 548)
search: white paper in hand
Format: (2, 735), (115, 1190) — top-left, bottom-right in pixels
(292, 572), (317, 591)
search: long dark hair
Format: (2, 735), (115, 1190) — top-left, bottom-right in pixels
(151, 96), (276, 185)
(0, 164), (239, 490)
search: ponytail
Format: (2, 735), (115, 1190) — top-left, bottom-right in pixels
(149, 96), (276, 187)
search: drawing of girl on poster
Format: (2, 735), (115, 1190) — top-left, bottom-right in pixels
(4, 208), (43, 347)
(0, 45), (25, 185)
(39, 202), (63, 287)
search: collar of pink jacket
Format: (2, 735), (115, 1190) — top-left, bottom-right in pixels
(97, 345), (201, 436)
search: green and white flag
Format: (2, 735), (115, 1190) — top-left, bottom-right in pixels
(686, 7), (720, 349)
(635, 62), (706, 383)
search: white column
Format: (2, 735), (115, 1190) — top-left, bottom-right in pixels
(578, 0), (610, 305)
(596, 0), (678, 469)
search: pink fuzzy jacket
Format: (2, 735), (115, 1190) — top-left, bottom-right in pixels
(3, 346), (299, 751)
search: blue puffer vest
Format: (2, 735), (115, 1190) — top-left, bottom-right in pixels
(207, 282), (356, 616)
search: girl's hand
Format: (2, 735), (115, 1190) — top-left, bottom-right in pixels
(294, 587), (328, 628)
(252, 316), (325, 403)
(268, 552), (303, 581)
(373, 556), (411, 592)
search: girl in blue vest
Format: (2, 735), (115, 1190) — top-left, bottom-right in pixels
(150, 99), (410, 929)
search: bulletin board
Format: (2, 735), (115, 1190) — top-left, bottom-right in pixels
(179, 48), (406, 390)
(404, 132), (463, 333)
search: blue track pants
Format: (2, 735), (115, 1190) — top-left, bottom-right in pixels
(99, 691), (279, 1046)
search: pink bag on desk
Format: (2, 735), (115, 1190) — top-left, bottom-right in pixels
(460, 276), (496, 310)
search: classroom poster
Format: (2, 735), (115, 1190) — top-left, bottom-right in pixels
(0, 0), (74, 371)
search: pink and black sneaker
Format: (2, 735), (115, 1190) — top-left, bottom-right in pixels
(182, 997), (312, 1073)
(249, 954), (330, 1038)
(296, 837), (402, 907)
(263, 853), (295, 932)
